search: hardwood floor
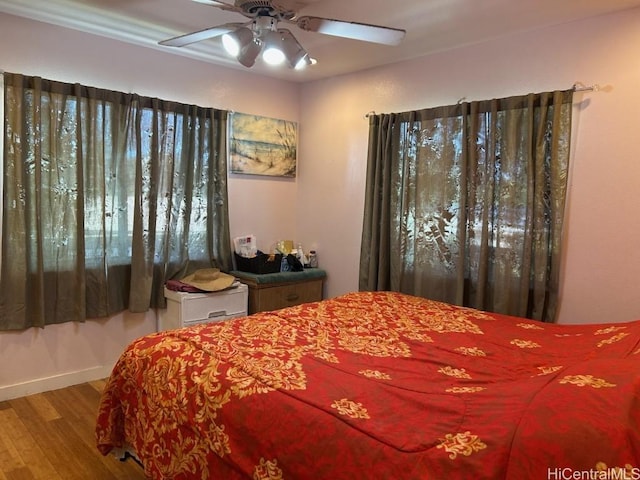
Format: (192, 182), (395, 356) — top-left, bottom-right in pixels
(0, 380), (147, 480)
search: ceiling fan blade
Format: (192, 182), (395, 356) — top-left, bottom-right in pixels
(191, 0), (239, 10)
(295, 16), (405, 46)
(159, 23), (244, 47)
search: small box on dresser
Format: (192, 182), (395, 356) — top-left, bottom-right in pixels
(159, 283), (248, 331)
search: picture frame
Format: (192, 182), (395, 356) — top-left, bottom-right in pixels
(228, 112), (298, 177)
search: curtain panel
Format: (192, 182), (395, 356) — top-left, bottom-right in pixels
(1, 72), (231, 330)
(360, 90), (573, 322)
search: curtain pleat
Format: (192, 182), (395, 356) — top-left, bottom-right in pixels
(1, 72), (230, 330)
(360, 90), (573, 322)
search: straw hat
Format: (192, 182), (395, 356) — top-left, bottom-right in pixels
(180, 268), (235, 292)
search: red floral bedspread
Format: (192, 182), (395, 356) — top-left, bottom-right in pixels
(96, 291), (640, 479)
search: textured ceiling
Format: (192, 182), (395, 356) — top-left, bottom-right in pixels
(1, 0), (640, 82)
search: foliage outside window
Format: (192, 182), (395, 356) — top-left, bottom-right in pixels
(1, 73), (231, 330)
(360, 91), (573, 322)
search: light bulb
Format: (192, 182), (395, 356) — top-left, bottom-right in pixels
(261, 29), (286, 65)
(222, 33), (240, 57)
(295, 54), (317, 70)
(262, 46), (286, 65)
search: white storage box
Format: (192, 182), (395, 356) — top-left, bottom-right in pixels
(159, 282), (248, 331)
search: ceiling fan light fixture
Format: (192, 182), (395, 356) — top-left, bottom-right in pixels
(262, 47), (285, 65)
(280, 31), (309, 69)
(221, 34), (240, 56)
(222, 26), (260, 67)
(294, 54), (316, 70)
(237, 38), (261, 67)
(222, 27), (253, 57)
(160, 1), (407, 71)
(261, 30), (286, 65)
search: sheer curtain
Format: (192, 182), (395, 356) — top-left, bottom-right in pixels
(360, 90), (573, 322)
(1, 72), (231, 330)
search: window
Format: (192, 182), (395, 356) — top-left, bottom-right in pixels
(361, 91), (573, 322)
(1, 73), (231, 330)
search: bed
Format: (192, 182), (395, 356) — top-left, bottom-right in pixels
(96, 291), (640, 479)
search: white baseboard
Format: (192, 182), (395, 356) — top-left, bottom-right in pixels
(0, 365), (115, 402)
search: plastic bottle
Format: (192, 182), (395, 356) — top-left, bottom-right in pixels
(296, 243), (306, 266)
(280, 254), (290, 272)
(308, 250), (318, 268)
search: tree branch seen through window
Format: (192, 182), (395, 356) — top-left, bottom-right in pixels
(360, 91), (573, 322)
(1, 72), (231, 330)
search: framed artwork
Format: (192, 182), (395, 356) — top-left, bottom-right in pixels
(229, 112), (298, 177)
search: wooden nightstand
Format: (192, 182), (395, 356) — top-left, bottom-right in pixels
(231, 269), (326, 314)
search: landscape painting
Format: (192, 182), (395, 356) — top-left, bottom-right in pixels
(229, 112), (298, 177)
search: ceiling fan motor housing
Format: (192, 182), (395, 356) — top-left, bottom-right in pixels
(235, 0), (295, 20)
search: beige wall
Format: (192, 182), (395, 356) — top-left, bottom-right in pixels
(1, 7), (640, 399)
(298, 7), (640, 326)
(0, 13), (301, 399)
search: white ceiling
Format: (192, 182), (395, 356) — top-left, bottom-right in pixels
(2, 0), (640, 83)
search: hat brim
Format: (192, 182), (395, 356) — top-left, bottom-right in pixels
(180, 269), (235, 292)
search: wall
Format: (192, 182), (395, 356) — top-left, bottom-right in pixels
(2, 7), (640, 400)
(0, 13), (300, 400)
(297, 8), (640, 325)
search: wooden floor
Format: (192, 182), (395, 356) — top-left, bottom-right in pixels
(0, 380), (147, 480)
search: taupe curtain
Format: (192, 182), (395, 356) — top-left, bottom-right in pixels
(360, 90), (573, 322)
(1, 72), (231, 330)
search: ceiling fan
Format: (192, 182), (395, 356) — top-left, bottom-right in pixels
(158, 0), (406, 70)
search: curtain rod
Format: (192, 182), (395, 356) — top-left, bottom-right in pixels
(572, 82), (599, 92)
(364, 82), (601, 118)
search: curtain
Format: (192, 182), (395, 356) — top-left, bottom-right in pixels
(1, 72), (231, 330)
(360, 90), (573, 322)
